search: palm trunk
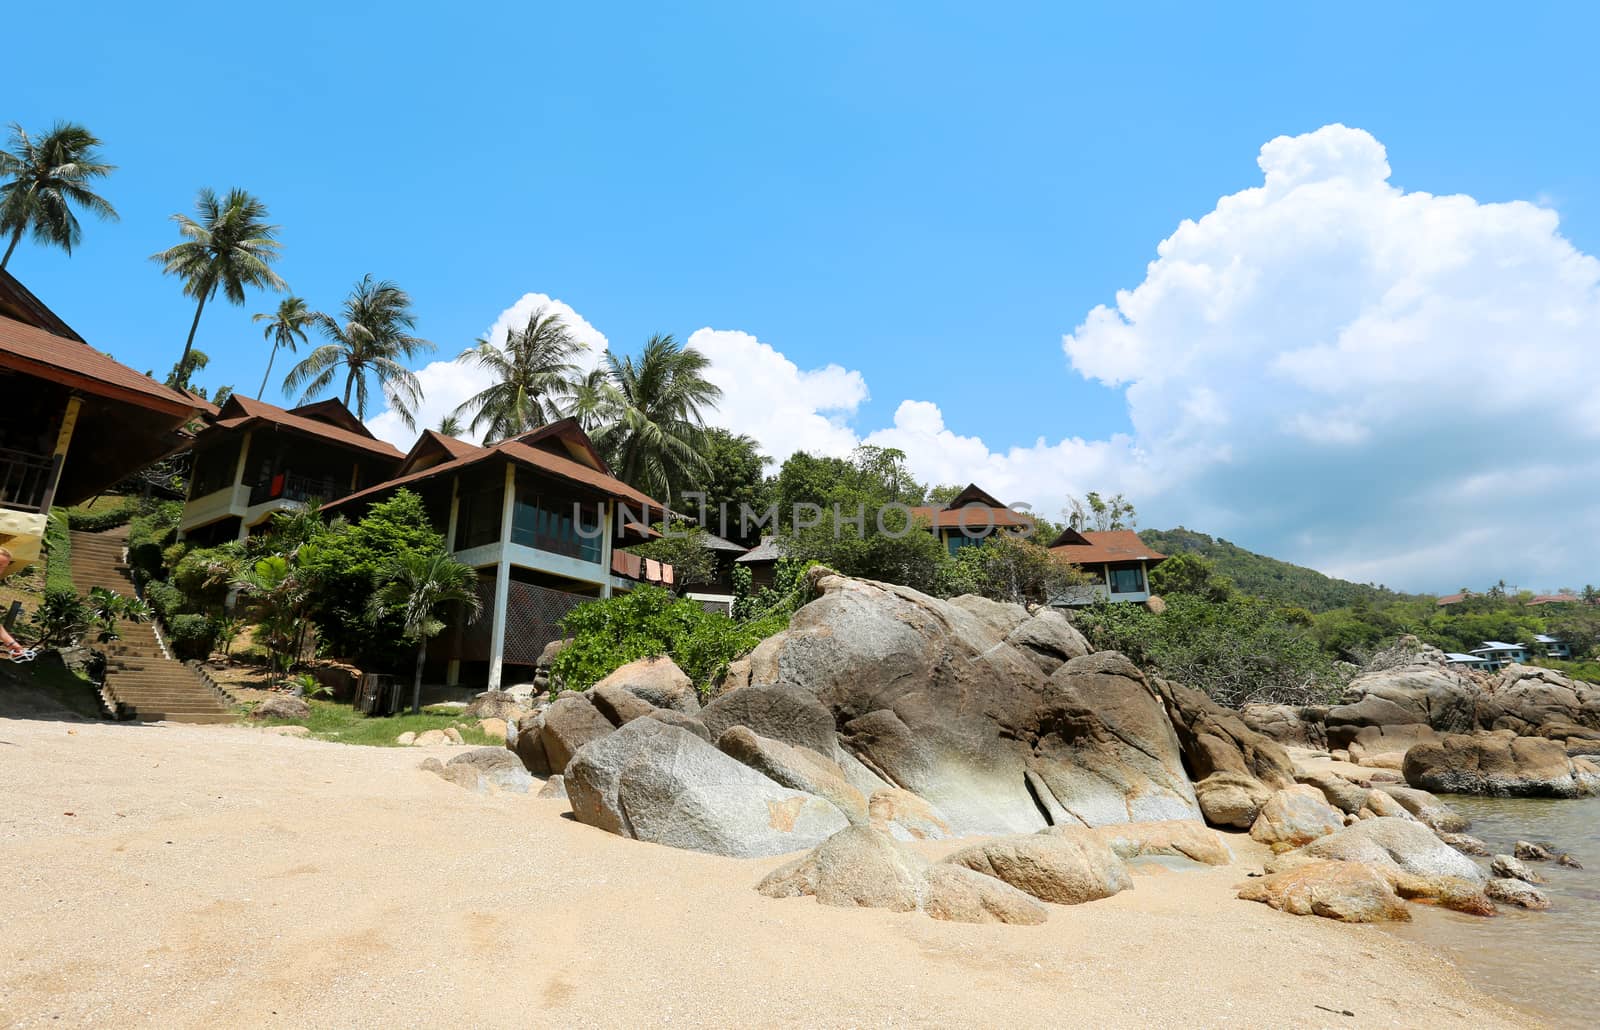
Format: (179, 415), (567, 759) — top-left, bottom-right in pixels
(0, 224), (24, 270)
(256, 342), (279, 399)
(177, 293), (210, 389)
(342, 368), (356, 407)
(411, 638), (428, 715)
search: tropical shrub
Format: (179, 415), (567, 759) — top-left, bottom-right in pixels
(1076, 594), (1338, 707)
(166, 613), (218, 660)
(948, 533), (1088, 606)
(126, 500), (182, 586)
(66, 497), (139, 532)
(27, 587), (92, 647)
(141, 579), (186, 621)
(551, 584), (790, 695)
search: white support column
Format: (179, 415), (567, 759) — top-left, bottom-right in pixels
(599, 500), (614, 598)
(486, 462), (517, 691)
(445, 475), (461, 552)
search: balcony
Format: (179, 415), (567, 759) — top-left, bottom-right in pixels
(0, 446), (59, 513)
(248, 471), (343, 507)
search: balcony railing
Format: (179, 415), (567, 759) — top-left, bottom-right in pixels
(248, 471), (341, 507)
(0, 446), (60, 513)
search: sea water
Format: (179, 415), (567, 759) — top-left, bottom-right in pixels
(1384, 795), (1600, 1028)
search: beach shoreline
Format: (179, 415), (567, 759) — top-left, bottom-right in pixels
(0, 718), (1536, 1028)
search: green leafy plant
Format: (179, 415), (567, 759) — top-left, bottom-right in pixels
(214, 616), (245, 658)
(65, 497), (140, 532)
(368, 551), (482, 714)
(85, 586), (150, 643)
(292, 672), (333, 699)
(166, 614), (218, 661)
(27, 587), (92, 647)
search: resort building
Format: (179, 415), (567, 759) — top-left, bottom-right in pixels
(323, 418), (669, 693)
(178, 395), (405, 545)
(1443, 652), (1493, 670)
(1534, 634), (1572, 659)
(911, 484), (1036, 555)
(0, 271), (199, 563)
(1048, 528), (1168, 605)
(1468, 640), (1530, 671)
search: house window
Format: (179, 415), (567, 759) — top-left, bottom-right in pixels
(455, 480), (503, 551)
(512, 473), (602, 563)
(946, 533), (982, 556)
(1109, 566), (1145, 595)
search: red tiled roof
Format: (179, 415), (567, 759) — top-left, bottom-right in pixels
(323, 421), (666, 517)
(0, 313), (198, 414)
(1528, 594), (1581, 606)
(210, 395), (404, 460)
(1435, 593), (1468, 606)
(1050, 530), (1167, 566)
(910, 504), (1036, 531)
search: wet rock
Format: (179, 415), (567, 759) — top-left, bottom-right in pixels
(1404, 731), (1600, 798)
(1485, 877), (1551, 910)
(1490, 854), (1544, 885)
(1238, 860), (1411, 923)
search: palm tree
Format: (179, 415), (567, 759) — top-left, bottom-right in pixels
(252, 296), (316, 399)
(0, 122), (118, 271)
(452, 306), (583, 443)
(587, 334), (722, 504)
(368, 551), (482, 714)
(436, 414), (464, 436)
(564, 365), (613, 434)
(283, 275), (433, 426)
(151, 188), (285, 388)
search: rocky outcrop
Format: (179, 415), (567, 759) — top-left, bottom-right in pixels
(757, 825), (1048, 925)
(445, 747), (534, 793)
(1479, 665), (1600, 737)
(1066, 820), (1233, 866)
(942, 832), (1132, 905)
(1403, 731), (1600, 798)
(1152, 678), (1296, 798)
(1238, 861), (1412, 923)
(564, 719), (849, 857)
(1240, 703), (1329, 749)
(1371, 783), (1469, 833)
(1002, 608), (1091, 675)
(1485, 877), (1551, 910)
(1489, 854), (1544, 884)
(593, 655), (701, 715)
(729, 575), (1203, 834)
(1326, 664), (1481, 746)
(867, 788), (952, 841)
(1249, 786), (1346, 850)
(1277, 817), (1486, 885)
(588, 683), (657, 727)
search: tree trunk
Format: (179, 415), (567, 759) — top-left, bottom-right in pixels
(177, 292), (210, 389)
(342, 368), (356, 407)
(257, 342), (279, 399)
(0, 224), (24, 270)
(411, 637), (428, 715)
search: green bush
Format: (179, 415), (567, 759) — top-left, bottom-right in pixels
(27, 587), (92, 647)
(126, 500), (182, 586)
(551, 585), (790, 695)
(166, 613), (218, 661)
(142, 579), (186, 621)
(65, 497), (139, 532)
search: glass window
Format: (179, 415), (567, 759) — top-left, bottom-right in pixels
(512, 471), (602, 562)
(1109, 566), (1145, 595)
(455, 480), (503, 551)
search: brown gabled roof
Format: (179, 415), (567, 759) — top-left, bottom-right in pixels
(942, 483), (1007, 510)
(1049, 529), (1167, 566)
(0, 270), (83, 340)
(397, 429), (488, 476)
(0, 312), (197, 415)
(208, 395), (404, 460)
(323, 420), (665, 517)
(911, 504), (1035, 531)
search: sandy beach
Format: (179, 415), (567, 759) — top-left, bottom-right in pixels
(0, 717), (1534, 1029)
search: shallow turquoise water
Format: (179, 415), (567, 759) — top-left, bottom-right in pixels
(1384, 796), (1600, 1028)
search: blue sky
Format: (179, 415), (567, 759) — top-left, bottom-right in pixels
(8, 2), (1600, 591)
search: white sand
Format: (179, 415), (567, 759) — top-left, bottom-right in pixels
(0, 718), (1533, 1028)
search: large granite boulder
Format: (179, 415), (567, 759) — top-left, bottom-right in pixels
(539, 693), (617, 773)
(756, 825), (1048, 925)
(588, 683), (657, 727)
(717, 726), (869, 824)
(1326, 664), (1482, 747)
(867, 788), (953, 841)
(593, 655), (701, 715)
(1371, 783), (1470, 833)
(1250, 785), (1346, 850)
(1238, 861), (1411, 923)
(1003, 608), (1091, 675)
(1403, 731), (1600, 798)
(700, 682), (838, 757)
(942, 831), (1132, 905)
(1063, 820), (1234, 866)
(1479, 665), (1600, 736)
(251, 694), (309, 721)
(728, 574), (1202, 835)
(1150, 677), (1296, 826)
(463, 690), (526, 721)
(564, 718), (850, 857)
(1193, 771), (1273, 829)
(446, 747), (534, 793)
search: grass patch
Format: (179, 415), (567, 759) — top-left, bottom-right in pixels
(254, 698), (500, 747)
(43, 514), (73, 594)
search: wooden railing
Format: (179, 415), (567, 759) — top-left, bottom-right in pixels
(0, 446), (59, 512)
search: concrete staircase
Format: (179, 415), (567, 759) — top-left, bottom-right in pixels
(69, 527), (235, 724)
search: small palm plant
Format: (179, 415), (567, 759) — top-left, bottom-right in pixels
(368, 551), (482, 714)
(232, 554), (312, 688)
(0, 121), (118, 271)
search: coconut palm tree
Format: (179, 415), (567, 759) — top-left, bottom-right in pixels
(151, 188), (285, 388)
(252, 296), (316, 399)
(564, 365), (614, 434)
(587, 334), (722, 504)
(0, 121), (118, 271)
(452, 306), (583, 443)
(283, 275), (433, 426)
(368, 551), (482, 714)
(436, 414), (464, 436)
